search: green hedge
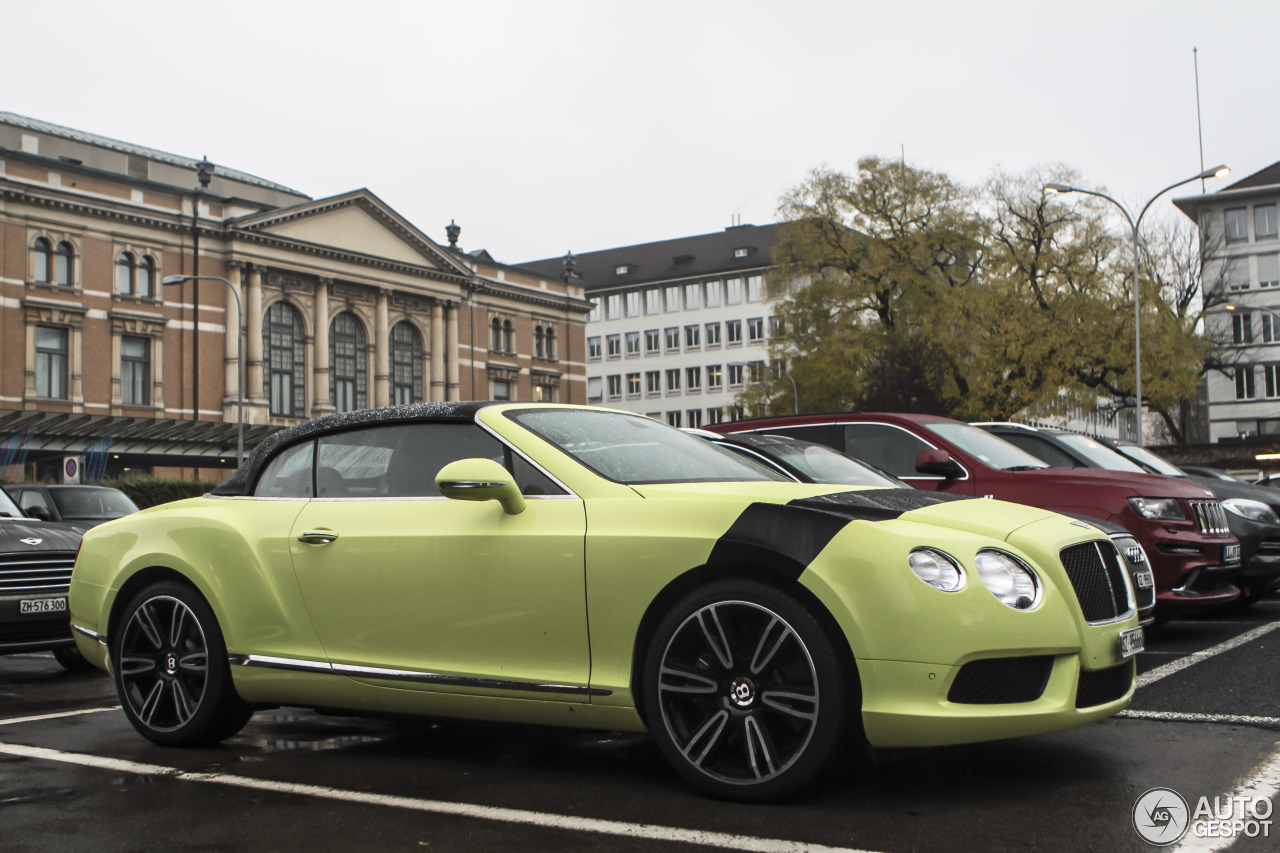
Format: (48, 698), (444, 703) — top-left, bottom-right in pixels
(101, 476), (224, 510)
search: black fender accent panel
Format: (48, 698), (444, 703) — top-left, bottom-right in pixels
(707, 489), (973, 581)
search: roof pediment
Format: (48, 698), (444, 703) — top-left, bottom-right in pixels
(229, 190), (472, 276)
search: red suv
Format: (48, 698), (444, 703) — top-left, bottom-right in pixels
(710, 413), (1241, 614)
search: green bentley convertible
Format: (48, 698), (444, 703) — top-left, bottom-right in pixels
(69, 403), (1142, 800)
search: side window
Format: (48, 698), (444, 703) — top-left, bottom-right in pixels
(841, 424), (932, 478)
(17, 489), (51, 513)
(254, 441), (316, 498)
(1001, 435), (1078, 468)
(509, 453), (566, 496)
(315, 423), (505, 498)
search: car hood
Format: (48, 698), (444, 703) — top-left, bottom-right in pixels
(0, 518), (86, 551)
(1007, 466), (1219, 499)
(1184, 475), (1280, 511)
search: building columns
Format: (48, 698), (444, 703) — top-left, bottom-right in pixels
(312, 278), (333, 417)
(446, 302), (459, 401)
(430, 300), (445, 402)
(246, 266), (265, 412)
(224, 263), (244, 417)
(374, 289), (390, 408)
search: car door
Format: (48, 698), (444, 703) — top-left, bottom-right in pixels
(287, 421), (591, 699)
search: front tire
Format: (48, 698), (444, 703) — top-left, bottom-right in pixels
(113, 580), (253, 746)
(642, 579), (852, 801)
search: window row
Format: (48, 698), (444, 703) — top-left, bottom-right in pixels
(587, 275), (766, 321)
(490, 317), (558, 359)
(1224, 254), (1280, 292)
(1225, 203), (1279, 244)
(1229, 311), (1280, 345)
(588, 318), (771, 361)
(1233, 363), (1280, 400)
(30, 238), (160, 297)
(34, 308), (430, 417)
(588, 363), (759, 402)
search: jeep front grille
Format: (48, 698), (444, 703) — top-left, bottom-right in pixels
(1190, 501), (1229, 536)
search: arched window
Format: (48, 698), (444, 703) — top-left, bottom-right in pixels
(330, 311), (368, 413)
(502, 319), (514, 354)
(535, 326), (545, 358)
(491, 317), (502, 351)
(264, 301), (306, 417)
(545, 326), (557, 360)
(116, 251), (136, 295)
(31, 238), (52, 283)
(391, 322), (424, 405)
(54, 241), (74, 286)
(137, 255), (156, 298)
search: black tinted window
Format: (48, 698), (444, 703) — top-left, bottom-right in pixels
(316, 423), (504, 498)
(841, 424), (932, 478)
(254, 440), (315, 498)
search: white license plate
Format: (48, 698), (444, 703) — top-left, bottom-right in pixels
(1134, 570), (1154, 590)
(1119, 627), (1145, 658)
(19, 598), (67, 615)
(1224, 543), (1241, 563)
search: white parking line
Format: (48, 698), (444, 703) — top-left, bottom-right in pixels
(1138, 622), (1280, 688)
(0, 706), (119, 727)
(0, 741), (876, 853)
(1171, 741), (1280, 852)
(1118, 710), (1280, 729)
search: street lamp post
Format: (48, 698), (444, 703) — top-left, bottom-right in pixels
(728, 360), (799, 415)
(1046, 164), (1229, 447)
(163, 274), (244, 466)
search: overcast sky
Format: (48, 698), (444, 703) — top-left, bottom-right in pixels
(3, 1), (1276, 264)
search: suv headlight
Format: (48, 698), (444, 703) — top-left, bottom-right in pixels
(1128, 497), (1185, 521)
(974, 549), (1039, 609)
(907, 548), (965, 592)
(1221, 498), (1280, 524)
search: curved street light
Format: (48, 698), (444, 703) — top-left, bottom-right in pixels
(1046, 165), (1229, 446)
(162, 274), (244, 466)
(728, 360), (799, 415)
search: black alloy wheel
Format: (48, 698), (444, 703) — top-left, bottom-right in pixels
(643, 579), (852, 801)
(113, 580), (252, 746)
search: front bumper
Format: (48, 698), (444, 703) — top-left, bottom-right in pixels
(0, 592), (76, 655)
(859, 654), (1135, 747)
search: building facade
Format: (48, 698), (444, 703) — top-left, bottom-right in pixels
(520, 224), (780, 427)
(0, 113), (589, 480)
(1175, 163), (1280, 444)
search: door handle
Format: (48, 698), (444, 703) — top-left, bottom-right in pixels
(298, 530), (339, 545)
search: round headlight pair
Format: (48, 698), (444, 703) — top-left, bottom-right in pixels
(908, 548), (1039, 610)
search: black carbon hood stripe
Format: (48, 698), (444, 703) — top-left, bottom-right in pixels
(707, 489), (972, 580)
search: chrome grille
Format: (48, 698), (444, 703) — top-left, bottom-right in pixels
(1190, 501), (1229, 535)
(1060, 541), (1132, 624)
(0, 552), (77, 596)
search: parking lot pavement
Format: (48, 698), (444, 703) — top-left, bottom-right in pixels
(3, 604), (1279, 853)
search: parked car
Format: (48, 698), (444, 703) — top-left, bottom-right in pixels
(709, 413), (1241, 616)
(8, 484), (139, 527)
(0, 485), (91, 670)
(1093, 436), (1280, 606)
(697, 430), (1156, 625)
(1180, 466), (1250, 483)
(71, 403), (1142, 801)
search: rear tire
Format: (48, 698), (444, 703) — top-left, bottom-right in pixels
(112, 580), (253, 746)
(642, 579), (853, 801)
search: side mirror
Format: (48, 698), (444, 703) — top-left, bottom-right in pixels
(25, 505), (53, 521)
(916, 449), (963, 479)
(435, 458), (526, 515)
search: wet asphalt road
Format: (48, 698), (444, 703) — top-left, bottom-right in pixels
(3, 601), (1279, 853)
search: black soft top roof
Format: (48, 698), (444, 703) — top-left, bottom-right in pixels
(212, 402), (494, 496)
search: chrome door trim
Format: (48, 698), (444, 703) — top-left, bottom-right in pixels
(228, 654), (611, 697)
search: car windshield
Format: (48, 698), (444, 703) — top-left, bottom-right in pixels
(756, 440), (905, 488)
(0, 487), (22, 519)
(508, 409), (791, 485)
(924, 422), (1049, 471)
(51, 488), (140, 518)
(1114, 444), (1185, 477)
(1055, 434), (1148, 473)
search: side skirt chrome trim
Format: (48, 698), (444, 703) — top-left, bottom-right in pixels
(228, 654), (611, 697)
(72, 624), (108, 646)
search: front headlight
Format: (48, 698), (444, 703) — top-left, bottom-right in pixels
(974, 549), (1039, 610)
(907, 548), (965, 592)
(1128, 497), (1185, 521)
(1221, 498), (1280, 524)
